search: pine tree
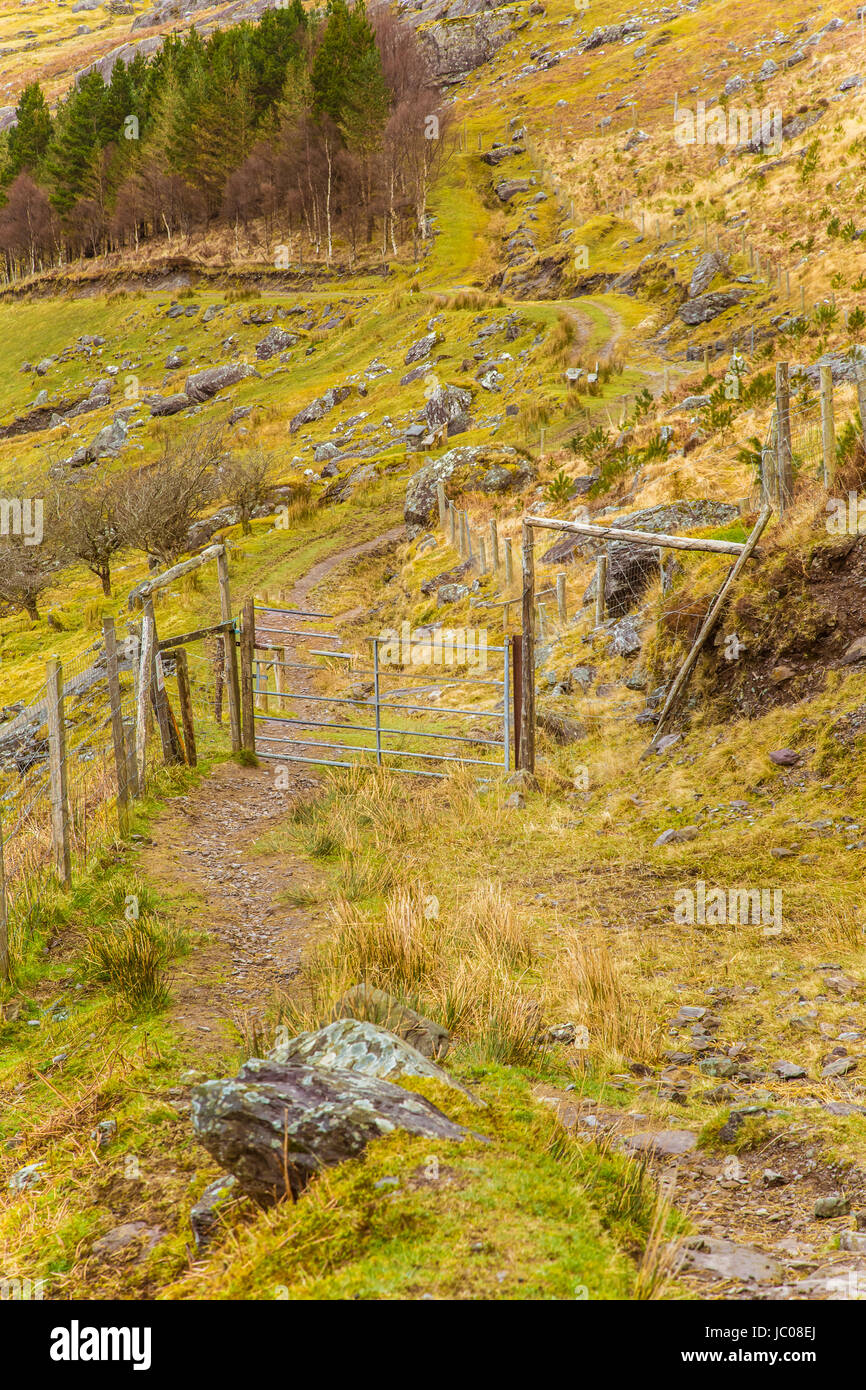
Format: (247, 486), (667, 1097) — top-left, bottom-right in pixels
(4, 84), (52, 184)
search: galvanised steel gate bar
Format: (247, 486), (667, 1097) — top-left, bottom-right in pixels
(249, 604), (513, 777)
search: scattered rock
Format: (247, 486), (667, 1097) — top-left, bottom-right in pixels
(332, 984), (450, 1060)
(769, 748), (801, 766)
(814, 1194), (851, 1219)
(185, 363), (259, 404)
(191, 1059), (476, 1205)
(268, 1019), (477, 1101)
(190, 1175), (238, 1250)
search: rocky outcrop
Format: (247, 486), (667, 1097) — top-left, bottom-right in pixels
(268, 1019), (476, 1098)
(255, 326), (297, 360)
(184, 362), (259, 403)
(405, 444), (534, 528)
(417, 9), (512, 79)
(541, 500), (740, 567)
(688, 251), (730, 299)
(678, 290), (743, 325)
(191, 1058), (474, 1205)
(289, 384), (351, 434)
(331, 984), (451, 1059)
(423, 383), (473, 437)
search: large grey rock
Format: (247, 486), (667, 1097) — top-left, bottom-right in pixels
(679, 291), (742, 325)
(423, 383), (472, 436)
(255, 326), (297, 361)
(688, 251), (730, 299)
(404, 445), (532, 528)
(191, 1059), (475, 1205)
(147, 392), (190, 417)
(289, 384), (351, 434)
(189, 1175), (237, 1250)
(675, 1236), (782, 1283)
(418, 10), (511, 78)
(332, 984), (450, 1060)
(541, 500), (739, 567)
(184, 362), (259, 403)
(269, 1019), (478, 1101)
(583, 543), (659, 619)
(405, 332), (437, 365)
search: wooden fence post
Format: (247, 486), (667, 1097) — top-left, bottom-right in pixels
(819, 363), (835, 490)
(504, 537), (514, 586)
(217, 547), (242, 753)
(0, 810), (8, 982)
(595, 552), (608, 626)
(775, 361), (793, 514)
(478, 535), (487, 574)
(123, 718), (139, 799)
(135, 606), (154, 791)
(489, 518), (500, 571)
(856, 366), (866, 453)
(146, 599), (182, 766)
(556, 572), (567, 623)
(102, 617), (130, 836)
(241, 597), (256, 753)
(46, 657), (71, 887)
(520, 523), (536, 775)
(175, 648), (197, 767)
(512, 634), (523, 769)
(449, 502), (457, 549)
(436, 481), (447, 529)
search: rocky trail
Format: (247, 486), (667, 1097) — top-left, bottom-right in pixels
(138, 526), (405, 1055)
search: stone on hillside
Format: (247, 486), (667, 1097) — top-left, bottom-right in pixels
(185, 362), (259, 404)
(190, 1174), (237, 1250)
(191, 1059), (473, 1205)
(404, 444), (533, 528)
(679, 290), (742, 325)
(814, 1194), (851, 1219)
(423, 382), (472, 437)
(495, 178), (530, 202)
(583, 21), (644, 50)
(541, 500), (738, 566)
(320, 462), (377, 503)
(255, 326), (297, 360)
(769, 748), (801, 766)
(269, 1018), (477, 1101)
(404, 332), (438, 365)
(842, 636), (866, 665)
(333, 984), (450, 1059)
(582, 543), (658, 619)
(148, 392), (190, 417)
(792, 347), (866, 387)
(289, 384), (351, 434)
(675, 1236), (781, 1283)
(772, 1060), (806, 1079)
(609, 614), (641, 657)
(822, 1056), (857, 1078)
(758, 58), (779, 80)
(536, 711), (585, 744)
(165, 350), (184, 369)
(91, 1221), (164, 1259)
(481, 145), (524, 165)
(688, 251), (730, 299)
(418, 11), (512, 79)
(623, 1129), (698, 1156)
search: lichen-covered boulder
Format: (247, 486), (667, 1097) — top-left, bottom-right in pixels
(333, 984), (450, 1059)
(184, 362), (260, 403)
(423, 383), (472, 437)
(191, 1059), (474, 1205)
(255, 326), (297, 361)
(269, 1018), (479, 1102)
(404, 445), (534, 528)
(289, 384), (351, 434)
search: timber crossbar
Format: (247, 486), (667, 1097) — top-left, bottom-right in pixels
(156, 619), (236, 652)
(523, 516), (751, 555)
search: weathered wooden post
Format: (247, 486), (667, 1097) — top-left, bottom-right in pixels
(595, 552), (608, 626)
(436, 481), (447, 530)
(489, 518), (500, 570)
(819, 364), (835, 490)
(504, 537), (514, 586)
(175, 648), (197, 767)
(241, 597), (256, 753)
(856, 366), (866, 453)
(556, 572), (567, 622)
(135, 605), (154, 789)
(123, 718), (139, 799)
(102, 617), (130, 836)
(0, 810), (8, 982)
(449, 502), (457, 549)
(478, 535), (487, 574)
(512, 634), (523, 768)
(145, 599), (180, 766)
(46, 657), (71, 886)
(520, 523), (536, 774)
(217, 546), (242, 753)
(775, 361), (793, 515)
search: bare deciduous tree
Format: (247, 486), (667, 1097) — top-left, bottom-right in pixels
(0, 536), (57, 621)
(50, 477), (123, 597)
(218, 446), (273, 535)
(115, 425), (223, 566)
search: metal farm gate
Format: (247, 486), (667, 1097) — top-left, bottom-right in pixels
(241, 599), (517, 778)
